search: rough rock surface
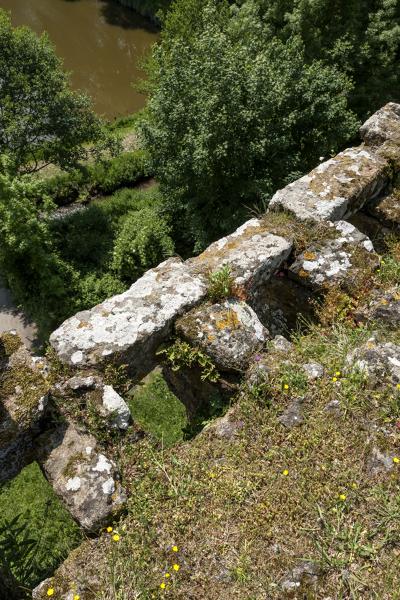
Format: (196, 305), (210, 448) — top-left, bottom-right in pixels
(36, 423), (126, 531)
(346, 339), (400, 386)
(0, 332), (49, 483)
(100, 384), (131, 430)
(280, 561), (320, 596)
(367, 447), (396, 476)
(303, 362), (324, 381)
(269, 146), (388, 222)
(176, 300), (268, 372)
(278, 398), (304, 429)
(189, 218), (292, 297)
(354, 287), (400, 326)
(50, 258), (207, 377)
(289, 220), (378, 289)
(202, 408), (244, 440)
(360, 102), (400, 147)
(271, 335), (294, 353)
(365, 189), (400, 229)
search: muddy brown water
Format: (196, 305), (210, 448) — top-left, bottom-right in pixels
(0, 0), (159, 118)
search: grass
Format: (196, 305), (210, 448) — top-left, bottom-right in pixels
(31, 224), (400, 600)
(128, 371), (187, 448)
(0, 462), (82, 595)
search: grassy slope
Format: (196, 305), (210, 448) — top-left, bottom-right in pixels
(40, 237), (400, 600)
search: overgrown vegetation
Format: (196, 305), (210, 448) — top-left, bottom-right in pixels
(0, 463), (82, 597)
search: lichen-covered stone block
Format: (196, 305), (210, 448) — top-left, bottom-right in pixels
(288, 221), (378, 289)
(268, 146), (389, 222)
(354, 287), (400, 327)
(360, 102), (400, 147)
(346, 339), (400, 387)
(50, 258), (207, 377)
(365, 189), (400, 229)
(176, 300), (268, 372)
(189, 218), (292, 297)
(0, 332), (49, 483)
(36, 423), (126, 531)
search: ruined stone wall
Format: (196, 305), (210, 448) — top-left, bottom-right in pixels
(1, 103), (400, 597)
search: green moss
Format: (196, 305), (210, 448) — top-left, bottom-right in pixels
(62, 452), (85, 479)
(0, 332), (23, 359)
(0, 365), (49, 427)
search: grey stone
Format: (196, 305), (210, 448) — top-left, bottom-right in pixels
(324, 399), (341, 415)
(367, 447), (395, 476)
(63, 375), (100, 392)
(176, 299), (268, 372)
(303, 362), (324, 380)
(354, 287), (400, 326)
(269, 146), (388, 222)
(271, 335), (294, 353)
(278, 398), (304, 429)
(101, 384), (131, 430)
(50, 258), (207, 377)
(281, 561), (320, 596)
(202, 409), (244, 440)
(346, 339), (400, 386)
(289, 221), (378, 289)
(189, 218), (292, 299)
(360, 102), (400, 147)
(366, 190), (400, 230)
(36, 423), (126, 531)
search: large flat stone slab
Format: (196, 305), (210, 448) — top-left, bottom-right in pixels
(288, 221), (378, 289)
(176, 300), (268, 372)
(50, 258), (207, 377)
(268, 146), (389, 222)
(36, 423), (126, 531)
(189, 218), (292, 298)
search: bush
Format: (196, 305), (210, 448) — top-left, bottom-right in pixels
(40, 149), (151, 206)
(77, 272), (126, 308)
(112, 206), (174, 282)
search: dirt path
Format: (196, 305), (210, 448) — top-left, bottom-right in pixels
(0, 279), (38, 350)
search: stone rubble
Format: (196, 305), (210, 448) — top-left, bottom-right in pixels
(346, 339), (400, 386)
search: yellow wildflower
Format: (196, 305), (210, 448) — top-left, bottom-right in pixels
(172, 545), (179, 552)
(106, 526), (113, 533)
(74, 596), (80, 600)
(173, 564), (180, 571)
(352, 482), (358, 489)
(393, 457), (399, 464)
(339, 494), (346, 501)
(397, 383), (400, 390)
(335, 371), (341, 376)
(112, 534), (120, 542)
(160, 582), (166, 589)
(282, 469), (289, 476)
(332, 377), (337, 382)
(283, 383), (289, 390)
(165, 573), (171, 578)
(47, 590), (54, 598)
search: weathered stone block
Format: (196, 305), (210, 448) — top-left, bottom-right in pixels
(288, 221), (378, 289)
(36, 423), (126, 531)
(50, 258), (207, 377)
(268, 146), (389, 222)
(189, 218), (292, 298)
(346, 339), (400, 387)
(365, 189), (400, 230)
(360, 102), (400, 147)
(176, 300), (268, 372)
(353, 288), (400, 327)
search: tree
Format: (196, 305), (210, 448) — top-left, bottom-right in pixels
(0, 9), (105, 174)
(142, 0), (359, 249)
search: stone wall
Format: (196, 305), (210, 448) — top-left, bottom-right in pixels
(1, 103), (400, 596)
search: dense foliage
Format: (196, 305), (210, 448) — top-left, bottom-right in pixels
(143, 0), (400, 249)
(0, 9), (108, 174)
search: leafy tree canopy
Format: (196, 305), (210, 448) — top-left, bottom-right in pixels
(0, 9), (107, 174)
(142, 0), (361, 249)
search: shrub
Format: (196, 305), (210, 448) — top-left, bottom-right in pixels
(40, 150), (151, 206)
(112, 206), (175, 282)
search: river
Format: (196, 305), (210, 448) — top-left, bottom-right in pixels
(0, 0), (159, 118)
